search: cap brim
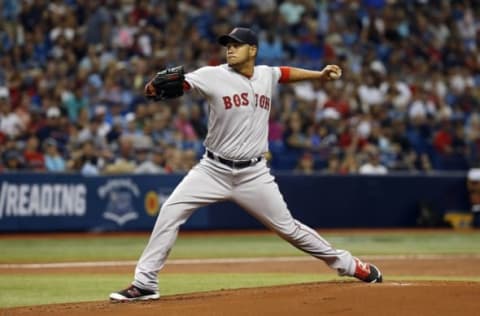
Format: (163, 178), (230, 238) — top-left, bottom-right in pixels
(218, 35), (245, 46)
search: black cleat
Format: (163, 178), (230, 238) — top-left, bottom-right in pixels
(110, 285), (160, 302)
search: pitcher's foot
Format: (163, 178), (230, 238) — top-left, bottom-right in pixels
(353, 257), (383, 283)
(110, 284), (160, 302)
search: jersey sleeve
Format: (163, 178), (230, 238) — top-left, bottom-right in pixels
(272, 66), (282, 84)
(184, 66), (215, 97)
(272, 66), (290, 84)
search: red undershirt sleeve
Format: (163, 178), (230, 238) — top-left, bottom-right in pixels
(278, 66), (291, 83)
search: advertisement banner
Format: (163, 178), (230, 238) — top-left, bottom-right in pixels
(0, 173), (470, 232)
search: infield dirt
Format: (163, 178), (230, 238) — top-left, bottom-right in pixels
(2, 257), (480, 316)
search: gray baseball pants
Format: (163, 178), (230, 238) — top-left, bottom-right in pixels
(133, 156), (356, 292)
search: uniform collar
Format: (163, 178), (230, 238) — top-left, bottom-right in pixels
(224, 64), (257, 80)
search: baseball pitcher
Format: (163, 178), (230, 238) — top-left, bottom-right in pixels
(110, 27), (382, 302)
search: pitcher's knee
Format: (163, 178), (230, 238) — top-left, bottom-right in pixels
(274, 223), (300, 241)
(156, 203), (192, 229)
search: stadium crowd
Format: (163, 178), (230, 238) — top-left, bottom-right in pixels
(1, 0), (480, 174)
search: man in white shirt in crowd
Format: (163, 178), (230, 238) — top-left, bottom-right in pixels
(359, 146), (388, 175)
(0, 86), (23, 138)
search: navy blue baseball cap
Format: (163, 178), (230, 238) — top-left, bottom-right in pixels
(218, 27), (258, 46)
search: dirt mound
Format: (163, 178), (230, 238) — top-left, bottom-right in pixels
(4, 281), (479, 316)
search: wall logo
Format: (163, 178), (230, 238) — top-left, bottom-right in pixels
(98, 179), (140, 226)
(144, 191), (170, 217)
(144, 191), (159, 216)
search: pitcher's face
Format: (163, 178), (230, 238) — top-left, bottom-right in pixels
(226, 42), (255, 66)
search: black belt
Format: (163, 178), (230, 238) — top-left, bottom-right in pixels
(207, 150), (262, 169)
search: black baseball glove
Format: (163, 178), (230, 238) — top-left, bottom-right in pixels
(144, 66), (185, 101)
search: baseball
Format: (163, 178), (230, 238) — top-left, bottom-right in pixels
(329, 70), (342, 80)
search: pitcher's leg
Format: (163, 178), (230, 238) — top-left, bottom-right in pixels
(233, 169), (355, 275)
(133, 162), (231, 291)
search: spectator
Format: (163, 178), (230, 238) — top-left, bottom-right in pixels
(2, 149), (25, 171)
(92, 105), (112, 137)
(23, 135), (45, 171)
(358, 146), (388, 175)
(433, 120), (454, 155)
(258, 32), (285, 63)
(323, 87), (350, 118)
(68, 140), (104, 175)
(43, 138), (66, 172)
(380, 74), (412, 110)
(135, 147), (166, 174)
(181, 149), (198, 171)
(163, 144), (183, 173)
(36, 107), (65, 145)
(325, 152), (341, 174)
(0, 86), (23, 138)
(174, 105), (198, 141)
(284, 111), (310, 151)
(106, 117), (124, 147)
(133, 143), (150, 165)
(84, 1), (112, 46)
(295, 152), (315, 175)
(339, 151), (358, 174)
(77, 116), (108, 150)
(357, 71), (384, 112)
(279, 0), (306, 27)
(103, 135), (136, 174)
(63, 85), (87, 123)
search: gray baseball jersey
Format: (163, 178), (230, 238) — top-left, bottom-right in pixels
(130, 64), (358, 293)
(185, 64), (278, 160)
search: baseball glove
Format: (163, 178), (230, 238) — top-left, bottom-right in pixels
(144, 66), (185, 101)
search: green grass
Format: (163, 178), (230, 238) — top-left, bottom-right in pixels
(1, 231), (479, 263)
(325, 233), (480, 255)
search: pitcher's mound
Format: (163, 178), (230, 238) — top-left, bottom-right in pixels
(5, 281), (480, 316)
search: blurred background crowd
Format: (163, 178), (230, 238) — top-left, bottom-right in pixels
(1, 0), (480, 175)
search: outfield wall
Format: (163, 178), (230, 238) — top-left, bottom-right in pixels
(0, 172), (470, 232)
